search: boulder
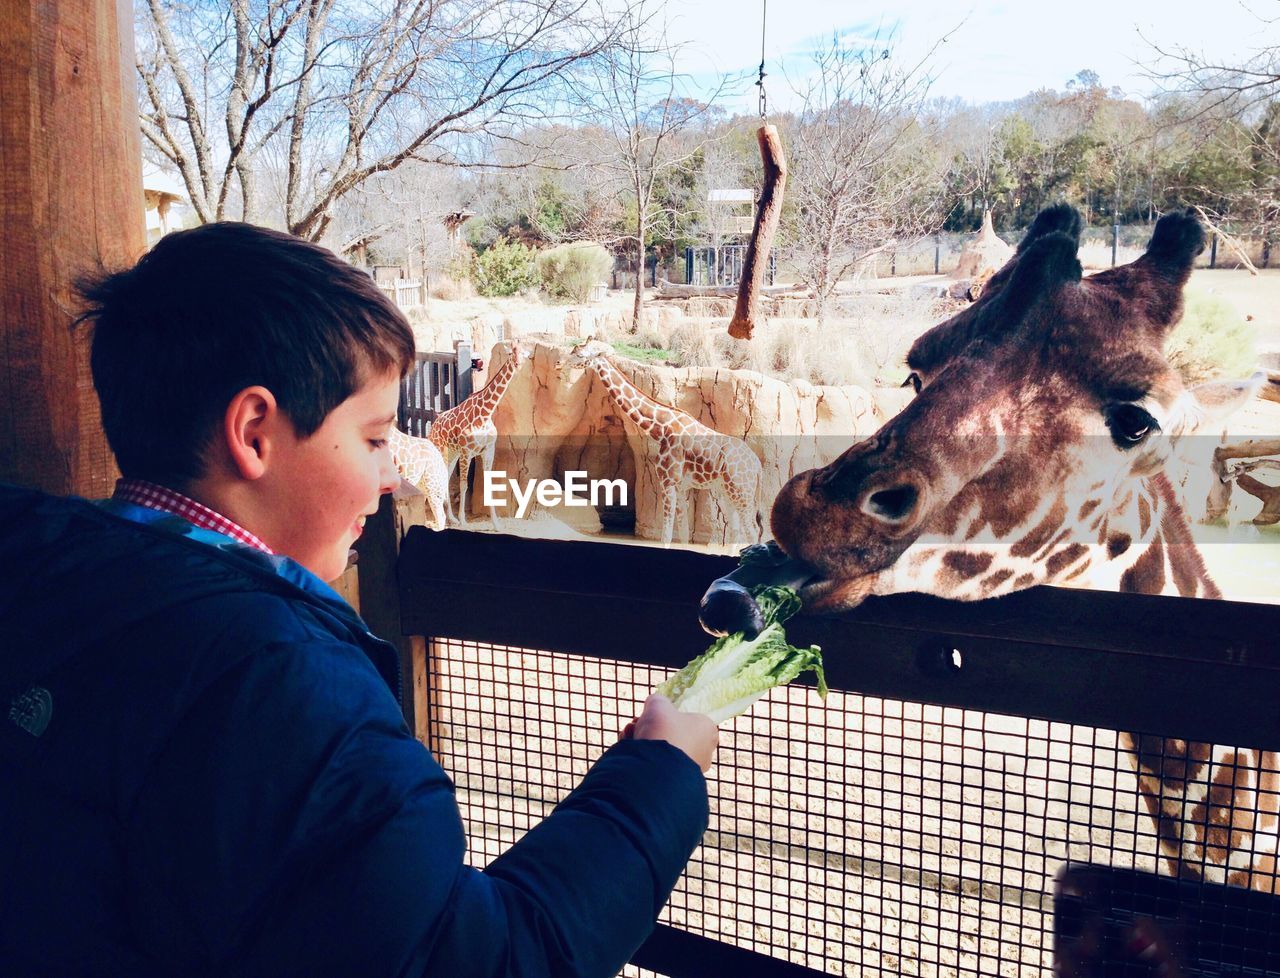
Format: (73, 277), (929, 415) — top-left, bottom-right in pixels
(949, 211), (1014, 300)
(490, 342), (881, 544)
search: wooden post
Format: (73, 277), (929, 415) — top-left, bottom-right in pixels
(355, 493), (417, 728)
(0, 0), (145, 496)
(728, 125), (787, 340)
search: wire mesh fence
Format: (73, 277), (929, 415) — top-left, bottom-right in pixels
(424, 637), (1279, 977)
(396, 529), (1280, 978)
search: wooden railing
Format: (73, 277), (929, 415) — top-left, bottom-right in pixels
(352, 518), (1280, 976)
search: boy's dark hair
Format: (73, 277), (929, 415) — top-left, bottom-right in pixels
(75, 222), (416, 487)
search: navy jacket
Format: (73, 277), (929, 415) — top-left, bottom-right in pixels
(0, 484), (708, 977)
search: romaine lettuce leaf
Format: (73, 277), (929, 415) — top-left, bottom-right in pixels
(657, 585), (826, 723)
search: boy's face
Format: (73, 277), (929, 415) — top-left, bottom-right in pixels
(260, 369), (402, 582)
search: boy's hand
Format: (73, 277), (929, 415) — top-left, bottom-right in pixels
(620, 695), (718, 772)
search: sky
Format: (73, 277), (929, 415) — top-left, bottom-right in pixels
(664, 0), (1277, 112)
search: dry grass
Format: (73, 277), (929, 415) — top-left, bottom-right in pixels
(647, 291), (945, 389)
(428, 275), (474, 301)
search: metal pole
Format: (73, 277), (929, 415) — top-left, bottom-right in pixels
(1210, 235), (1218, 269)
(1112, 224), (1120, 267)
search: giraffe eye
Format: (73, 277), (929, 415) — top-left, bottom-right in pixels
(902, 372), (923, 395)
(1105, 404), (1158, 447)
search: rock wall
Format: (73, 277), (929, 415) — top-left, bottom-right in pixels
(487, 342), (882, 545)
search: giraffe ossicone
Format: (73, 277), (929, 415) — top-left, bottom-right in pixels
(724, 205), (1274, 891)
(567, 339), (763, 547)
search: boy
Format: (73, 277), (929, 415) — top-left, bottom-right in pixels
(0, 223), (717, 977)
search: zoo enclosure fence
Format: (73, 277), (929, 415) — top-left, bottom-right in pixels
(398, 342), (473, 437)
(866, 223), (1273, 279)
(393, 529), (1280, 977)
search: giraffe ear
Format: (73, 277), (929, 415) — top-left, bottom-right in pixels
(958, 204), (1083, 312)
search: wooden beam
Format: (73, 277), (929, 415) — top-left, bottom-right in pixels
(396, 529), (1280, 750)
(0, 0), (145, 496)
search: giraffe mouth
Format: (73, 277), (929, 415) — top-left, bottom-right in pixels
(796, 573), (881, 612)
(698, 542), (884, 636)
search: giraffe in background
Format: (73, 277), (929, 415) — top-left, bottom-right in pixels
(428, 342), (524, 525)
(387, 426), (449, 530)
(765, 205), (1276, 890)
(567, 340), (762, 547)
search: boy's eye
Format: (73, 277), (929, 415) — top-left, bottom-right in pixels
(369, 438), (388, 449)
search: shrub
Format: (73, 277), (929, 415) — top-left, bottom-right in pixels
(472, 238), (539, 297)
(536, 241), (613, 302)
(1165, 288), (1258, 384)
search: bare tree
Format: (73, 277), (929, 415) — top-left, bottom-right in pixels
(1142, 8), (1280, 248)
(940, 100), (1013, 225)
(1144, 3), (1280, 119)
(567, 4), (730, 328)
(137, 0), (621, 240)
(325, 162), (469, 278)
(783, 30), (950, 316)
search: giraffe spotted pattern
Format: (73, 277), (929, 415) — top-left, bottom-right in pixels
(768, 205), (1275, 891)
(568, 340), (762, 547)
(428, 343), (525, 526)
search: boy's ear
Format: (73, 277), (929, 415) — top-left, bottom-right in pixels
(223, 386), (281, 481)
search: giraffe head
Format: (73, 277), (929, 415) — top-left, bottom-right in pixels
(496, 339), (526, 368)
(769, 205), (1251, 611)
(565, 338), (613, 368)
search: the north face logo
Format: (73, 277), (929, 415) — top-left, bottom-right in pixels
(9, 686), (53, 737)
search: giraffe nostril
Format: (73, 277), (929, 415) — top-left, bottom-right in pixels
(864, 484), (919, 524)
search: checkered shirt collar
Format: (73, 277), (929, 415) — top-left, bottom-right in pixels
(112, 478), (275, 555)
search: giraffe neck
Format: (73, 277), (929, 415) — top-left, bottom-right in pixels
(591, 358), (679, 438)
(1098, 473), (1219, 599)
(467, 352), (521, 424)
(387, 426), (413, 459)
(432, 351), (520, 441)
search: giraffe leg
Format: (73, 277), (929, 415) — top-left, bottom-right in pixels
(482, 444), (502, 529)
(724, 483), (759, 547)
(437, 447), (460, 526)
(429, 491), (446, 531)
(456, 451), (472, 526)
(726, 498), (744, 546)
(661, 484), (677, 547)
(440, 471), (456, 525)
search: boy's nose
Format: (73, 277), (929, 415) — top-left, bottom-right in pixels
(378, 450), (401, 494)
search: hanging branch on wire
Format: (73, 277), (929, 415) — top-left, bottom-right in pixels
(728, 124), (787, 340)
(729, 0), (786, 340)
